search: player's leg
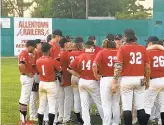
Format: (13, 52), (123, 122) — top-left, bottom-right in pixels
(154, 96), (162, 125)
(158, 88), (164, 124)
(72, 75), (83, 124)
(120, 77), (133, 125)
(29, 73), (39, 121)
(89, 80), (104, 120)
(19, 75), (34, 124)
(144, 79), (159, 124)
(46, 81), (58, 125)
(100, 77), (113, 125)
(43, 104), (49, 124)
(79, 78), (91, 125)
(38, 82), (47, 125)
(134, 79), (146, 125)
(112, 80), (120, 125)
(56, 82), (64, 123)
(63, 86), (74, 123)
(132, 103), (138, 125)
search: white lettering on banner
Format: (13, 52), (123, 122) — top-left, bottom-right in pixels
(14, 17), (52, 56)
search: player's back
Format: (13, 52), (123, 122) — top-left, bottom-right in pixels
(118, 43), (149, 76)
(78, 52), (96, 80)
(95, 48), (117, 76)
(68, 50), (83, 64)
(36, 56), (60, 82)
(147, 49), (164, 78)
(49, 40), (60, 59)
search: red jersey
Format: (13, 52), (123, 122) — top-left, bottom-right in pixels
(49, 40), (61, 59)
(18, 50), (33, 74)
(94, 46), (102, 54)
(32, 49), (43, 73)
(60, 50), (71, 86)
(36, 56), (61, 82)
(83, 46), (102, 55)
(147, 49), (164, 78)
(68, 50), (83, 64)
(116, 42), (150, 76)
(70, 52), (96, 80)
(94, 48), (117, 76)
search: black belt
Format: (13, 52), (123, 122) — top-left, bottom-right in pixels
(102, 76), (111, 78)
(37, 73), (40, 75)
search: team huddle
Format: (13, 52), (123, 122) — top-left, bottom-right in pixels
(18, 29), (164, 125)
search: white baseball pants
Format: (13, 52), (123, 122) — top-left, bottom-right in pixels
(120, 76), (145, 111)
(29, 73), (40, 120)
(79, 78), (104, 125)
(63, 86), (74, 122)
(43, 80), (64, 122)
(38, 81), (58, 115)
(71, 75), (81, 113)
(100, 77), (120, 125)
(19, 75), (34, 105)
(144, 77), (164, 115)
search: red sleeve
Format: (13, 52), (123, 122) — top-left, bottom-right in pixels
(93, 51), (103, 66)
(60, 52), (69, 70)
(19, 53), (27, 64)
(144, 50), (150, 64)
(49, 48), (54, 58)
(53, 59), (61, 71)
(69, 57), (79, 72)
(116, 47), (123, 63)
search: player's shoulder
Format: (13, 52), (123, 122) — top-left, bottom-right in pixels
(147, 49), (164, 54)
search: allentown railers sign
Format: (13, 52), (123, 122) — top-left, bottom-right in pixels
(14, 17), (52, 56)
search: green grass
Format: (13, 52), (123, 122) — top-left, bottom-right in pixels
(1, 58), (102, 125)
(1, 58), (20, 125)
(1, 58), (156, 125)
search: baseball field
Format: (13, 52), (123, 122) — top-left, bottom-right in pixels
(2, 58), (156, 125)
(1, 58), (103, 125)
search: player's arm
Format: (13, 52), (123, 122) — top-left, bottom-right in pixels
(67, 57), (80, 78)
(53, 59), (62, 72)
(144, 63), (151, 89)
(19, 60), (33, 77)
(92, 51), (102, 80)
(147, 44), (164, 50)
(144, 50), (151, 89)
(67, 67), (80, 78)
(112, 48), (123, 93)
(92, 63), (100, 80)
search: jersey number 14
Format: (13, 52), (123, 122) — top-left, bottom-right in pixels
(82, 60), (91, 70)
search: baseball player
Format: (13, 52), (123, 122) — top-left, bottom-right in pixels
(144, 37), (164, 125)
(68, 39), (84, 125)
(36, 42), (61, 125)
(88, 35), (102, 116)
(29, 39), (42, 121)
(47, 34), (52, 43)
(106, 34), (115, 41)
(44, 30), (63, 124)
(112, 29), (150, 125)
(114, 34), (138, 124)
(68, 41), (104, 125)
(93, 39), (120, 125)
(58, 37), (74, 124)
(66, 36), (73, 42)
(88, 35), (102, 54)
(18, 40), (36, 125)
(114, 34), (123, 49)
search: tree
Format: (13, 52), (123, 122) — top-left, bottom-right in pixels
(2, 0), (35, 17)
(31, 0), (124, 18)
(115, 0), (152, 19)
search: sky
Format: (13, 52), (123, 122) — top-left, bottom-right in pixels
(138, 0), (153, 8)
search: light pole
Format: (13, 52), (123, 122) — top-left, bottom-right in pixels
(86, 0), (88, 19)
